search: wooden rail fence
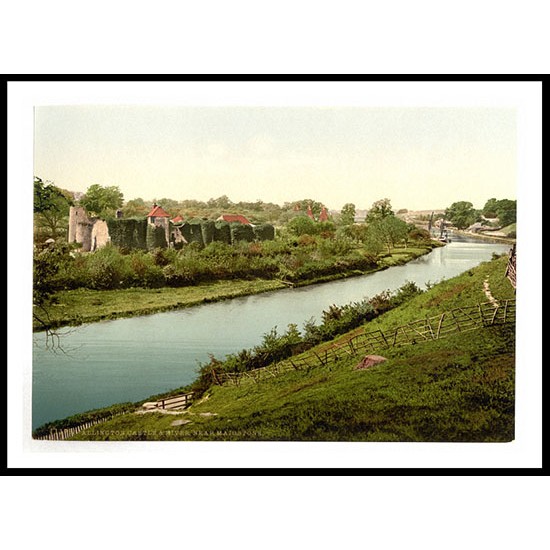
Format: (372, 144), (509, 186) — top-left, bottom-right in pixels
(146, 392), (195, 411)
(34, 392), (195, 441)
(216, 299), (516, 386)
(33, 414), (125, 441)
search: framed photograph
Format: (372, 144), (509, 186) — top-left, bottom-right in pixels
(8, 78), (542, 471)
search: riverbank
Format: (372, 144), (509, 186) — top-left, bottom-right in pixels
(34, 243), (438, 331)
(451, 230), (516, 245)
(38, 254), (516, 442)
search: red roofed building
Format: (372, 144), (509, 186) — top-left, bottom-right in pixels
(171, 215), (184, 224)
(147, 203), (171, 222)
(217, 214), (252, 225)
(319, 206), (329, 222)
(147, 203), (171, 245)
(306, 205), (315, 220)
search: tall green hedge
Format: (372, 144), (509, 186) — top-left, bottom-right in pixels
(253, 224), (275, 241)
(107, 219), (148, 250)
(146, 224), (167, 249)
(186, 221), (204, 246)
(214, 221), (231, 244)
(201, 220), (216, 245)
(230, 222), (254, 243)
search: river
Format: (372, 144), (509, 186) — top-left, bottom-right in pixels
(32, 237), (511, 429)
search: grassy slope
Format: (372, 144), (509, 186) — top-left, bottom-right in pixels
(70, 254), (515, 443)
(35, 244), (435, 330)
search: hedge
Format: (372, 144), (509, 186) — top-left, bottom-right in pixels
(253, 223), (275, 241)
(107, 219), (148, 250)
(230, 223), (254, 244)
(187, 221), (205, 246)
(146, 224), (167, 249)
(214, 221), (231, 244)
(200, 220), (216, 245)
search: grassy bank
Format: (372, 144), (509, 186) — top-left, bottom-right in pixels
(34, 243), (436, 330)
(49, 253), (515, 443)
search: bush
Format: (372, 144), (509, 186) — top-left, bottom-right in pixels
(390, 281), (423, 306)
(286, 216), (318, 236)
(86, 245), (130, 289)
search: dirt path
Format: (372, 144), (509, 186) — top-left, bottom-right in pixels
(483, 277), (499, 307)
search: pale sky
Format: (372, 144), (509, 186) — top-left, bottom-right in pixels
(34, 105), (516, 211)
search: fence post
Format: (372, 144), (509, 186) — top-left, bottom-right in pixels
(436, 313), (445, 339)
(425, 317), (435, 340)
(451, 309), (461, 332)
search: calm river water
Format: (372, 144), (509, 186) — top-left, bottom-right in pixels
(32, 237), (510, 429)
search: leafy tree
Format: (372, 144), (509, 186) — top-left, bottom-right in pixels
(339, 203), (356, 226)
(122, 197), (149, 218)
(482, 198), (500, 218)
(494, 199), (516, 227)
(207, 195), (232, 209)
(445, 201), (480, 230)
(366, 215), (409, 254)
(80, 184), (124, 218)
(286, 215), (319, 236)
(33, 177), (73, 239)
(366, 198), (394, 223)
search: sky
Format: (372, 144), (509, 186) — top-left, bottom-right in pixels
(34, 105), (517, 212)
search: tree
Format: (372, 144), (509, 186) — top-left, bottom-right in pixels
(339, 203), (356, 226)
(33, 240), (75, 350)
(482, 198), (499, 218)
(445, 201), (480, 230)
(122, 197), (149, 218)
(80, 184), (124, 218)
(366, 198), (394, 223)
(366, 215), (409, 254)
(286, 215), (319, 237)
(494, 199), (516, 227)
(33, 177), (73, 240)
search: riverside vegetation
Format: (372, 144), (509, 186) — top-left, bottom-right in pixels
(35, 254), (516, 442)
(33, 222), (437, 331)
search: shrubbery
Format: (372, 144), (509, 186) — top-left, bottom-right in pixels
(190, 282), (423, 395)
(36, 227), (430, 293)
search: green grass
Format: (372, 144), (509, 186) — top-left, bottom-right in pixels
(35, 278), (286, 329)
(66, 254), (515, 443)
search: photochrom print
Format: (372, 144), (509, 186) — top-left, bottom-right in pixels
(32, 99), (517, 443)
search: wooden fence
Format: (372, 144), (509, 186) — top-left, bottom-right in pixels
(34, 392), (195, 441)
(216, 299), (516, 386)
(151, 392), (194, 410)
(33, 414), (123, 441)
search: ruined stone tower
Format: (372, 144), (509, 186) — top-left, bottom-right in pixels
(68, 206), (110, 252)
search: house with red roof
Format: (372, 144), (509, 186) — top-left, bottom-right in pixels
(147, 203), (172, 244)
(319, 206), (329, 222)
(216, 214), (252, 225)
(147, 203), (171, 224)
(171, 215), (184, 224)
